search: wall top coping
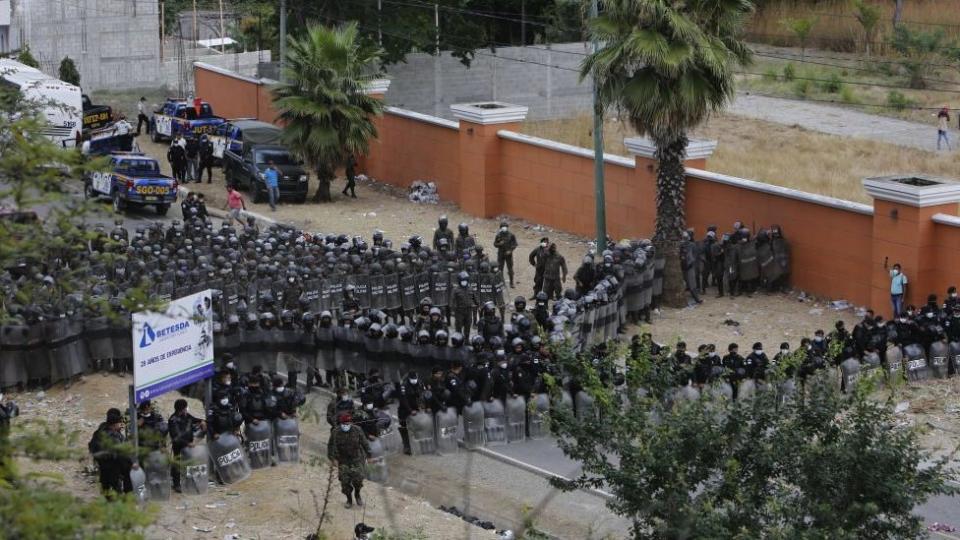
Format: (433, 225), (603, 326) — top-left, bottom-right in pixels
(863, 174), (960, 208)
(624, 137), (718, 160)
(451, 102), (529, 125)
(193, 61), (275, 85)
(497, 130), (636, 168)
(687, 168), (875, 216)
(932, 213), (960, 227)
(364, 78), (391, 95)
(385, 106), (459, 130)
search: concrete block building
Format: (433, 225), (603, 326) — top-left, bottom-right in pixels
(8, 0), (161, 90)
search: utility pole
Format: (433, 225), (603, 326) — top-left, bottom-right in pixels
(279, 0), (287, 82)
(192, 0), (197, 42)
(590, 0), (606, 253)
(218, 0), (225, 53)
(521, 0), (525, 45)
(378, 0), (382, 46)
(434, 3), (439, 54)
(160, 0), (165, 61)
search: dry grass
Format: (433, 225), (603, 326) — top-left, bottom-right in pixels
(521, 113), (960, 204)
(748, 0), (960, 54)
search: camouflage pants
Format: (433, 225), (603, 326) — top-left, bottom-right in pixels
(337, 462), (365, 495)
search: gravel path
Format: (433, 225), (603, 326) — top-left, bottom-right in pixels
(730, 93), (953, 153)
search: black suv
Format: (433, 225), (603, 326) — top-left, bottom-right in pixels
(223, 144), (309, 204)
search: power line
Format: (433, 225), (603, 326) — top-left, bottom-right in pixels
(801, 10), (960, 30)
(736, 70), (960, 94)
(753, 52), (960, 88)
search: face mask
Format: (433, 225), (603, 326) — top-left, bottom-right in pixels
(499, 363), (508, 370)
(927, 312), (935, 319)
(952, 293), (958, 298)
(340, 424), (351, 432)
(907, 311), (914, 317)
(500, 227), (507, 232)
(409, 378), (418, 385)
(365, 403), (374, 410)
(781, 348), (789, 354)
(540, 242), (546, 248)
(460, 281), (468, 287)
(533, 359), (539, 364)
(224, 378), (232, 386)
(893, 269), (900, 275)
(275, 386), (285, 393)
(814, 336), (823, 342)
(755, 350), (763, 355)
(288, 277), (295, 283)
(219, 398), (229, 406)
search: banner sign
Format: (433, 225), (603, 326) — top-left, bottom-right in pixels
(132, 290), (215, 404)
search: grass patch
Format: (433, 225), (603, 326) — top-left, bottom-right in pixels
(521, 113), (960, 204)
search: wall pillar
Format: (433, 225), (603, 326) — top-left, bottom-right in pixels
(359, 79), (391, 180)
(623, 137), (717, 236)
(451, 102), (528, 218)
(864, 175), (960, 317)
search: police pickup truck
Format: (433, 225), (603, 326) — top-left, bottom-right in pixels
(83, 153), (178, 215)
(149, 98), (225, 143)
(223, 142), (309, 204)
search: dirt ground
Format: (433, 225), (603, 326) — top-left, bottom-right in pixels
(12, 375), (501, 540)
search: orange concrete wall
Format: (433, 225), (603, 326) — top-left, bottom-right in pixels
(194, 64), (280, 123)
(930, 218), (960, 302)
(365, 111), (461, 203)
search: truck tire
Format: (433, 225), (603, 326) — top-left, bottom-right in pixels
(151, 129), (160, 143)
(112, 191), (126, 213)
(156, 204), (169, 216)
(296, 195), (307, 204)
(252, 183), (265, 204)
(224, 167), (233, 188)
(83, 181), (97, 200)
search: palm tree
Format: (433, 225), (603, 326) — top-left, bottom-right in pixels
(582, 0), (753, 306)
(272, 22), (384, 202)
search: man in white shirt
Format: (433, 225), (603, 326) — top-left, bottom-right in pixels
(135, 97), (149, 136)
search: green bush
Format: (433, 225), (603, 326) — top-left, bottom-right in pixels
(821, 72), (843, 93)
(793, 79), (811, 97)
(886, 90), (915, 111)
(17, 46), (39, 68)
(840, 86), (859, 104)
(782, 63), (797, 81)
(762, 68), (779, 82)
(58, 57), (80, 86)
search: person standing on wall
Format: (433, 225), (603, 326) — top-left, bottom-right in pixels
(888, 262), (908, 318)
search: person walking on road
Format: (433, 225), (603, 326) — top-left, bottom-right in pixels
(224, 185), (246, 226)
(935, 106), (951, 150)
(136, 97), (149, 136)
(342, 154), (357, 198)
(327, 413), (371, 509)
(264, 160), (280, 211)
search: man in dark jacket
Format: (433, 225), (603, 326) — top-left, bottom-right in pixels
(328, 413), (371, 508)
(167, 399), (205, 492)
(198, 135), (215, 183)
(89, 408), (134, 498)
(493, 222), (518, 288)
(528, 237), (550, 296)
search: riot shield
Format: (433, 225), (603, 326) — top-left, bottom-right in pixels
(758, 242), (783, 284)
(951, 341), (960, 376)
(408, 411), (436, 456)
(840, 358), (861, 393)
(209, 432), (251, 484)
(708, 382), (733, 402)
(25, 323), (50, 382)
(245, 420), (273, 469)
(886, 344), (904, 382)
(366, 437), (388, 483)
(316, 327), (336, 372)
(862, 350), (881, 370)
(462, 401), (486, 449)
(380, 417), (404, 456)
(180, 443), (210, 495)
(478, 273), (495, 306)
(482, 399), (506, 446)
(904, 343), (929, 382)
(738, 243), (760, 281)
(130, 465), (148, 503)
(304, 279), (322, 313)
(527, 394), (549, 440)
(369, 274), (387, 310)
(652, 257), (665, 298)
(675, 383), (701, 403)
(157, 283), (175, 303)
(574, 391), (595, 422)
(328, 275), (345, 311)
(348, 275), (372, 311)
(319, 279), (333, 313)
(274, 417), (301, 463)
(400, 275), (418, 312)
(143, 449), (172, 501)
(929, 340), (949, 379)
(737, 378), (757, 401)
(0, 325), (28, 388)
(778, 378), (797, 405)
(431, 272), (450, 308)
(384, 274), (401, 311)
(415, 272), (432, 305)
(435, 407), (459, 454)
(222, 284), (239, 316)
(505, 395), (526, 443)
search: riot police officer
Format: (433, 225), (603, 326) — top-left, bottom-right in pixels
(396, 371), (424, 455)
(168, 399), (205, 492)
(450, 271), (478, 338)
(493, 221), (517, 288)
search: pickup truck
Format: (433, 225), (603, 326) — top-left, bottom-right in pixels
(83, 153), (178, 215)
(223, 144), (309, 204)
(209, 118), (277, 164)
(149, 98), (225, 143)
(82, 94), (112, 131)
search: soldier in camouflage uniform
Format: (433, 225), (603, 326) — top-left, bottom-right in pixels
(327, 413), (371, 508)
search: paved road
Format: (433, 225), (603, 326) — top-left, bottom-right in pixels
(730, 93), (950, 153)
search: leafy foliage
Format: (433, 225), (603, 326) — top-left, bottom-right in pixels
(890, 25), (946, 89)
(58, 57), (81, 86)
(546, 340), (957, 539)
(272, 23), (384, 203)
(852, 0), (882, 56)
(781, 16), (817, 60)
(17, 46), (40, 69)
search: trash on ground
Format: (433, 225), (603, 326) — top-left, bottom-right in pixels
(408, 181), (439, 204)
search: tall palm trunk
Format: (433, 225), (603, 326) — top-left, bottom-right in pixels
(313, 162), (334, 202)
(652, 132), (689, 308)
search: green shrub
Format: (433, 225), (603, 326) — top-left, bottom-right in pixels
(840, 86), (859, 104)
(821, 72), (843, 93)
(783, 63), (797, 81)
(763, 68), (779, 82)
(886, 90), (915, 111)
(793, 79), (811, 97)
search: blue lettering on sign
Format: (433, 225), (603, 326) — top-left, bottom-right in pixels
(139, 323), (156, 348)
(138, 320), (191, 349)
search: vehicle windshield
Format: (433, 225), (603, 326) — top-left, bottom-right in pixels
(255, 151), (297, 165)
(176, 103), (215, 119)
(115, 159), (160, 175)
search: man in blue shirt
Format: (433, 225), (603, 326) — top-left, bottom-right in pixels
(263, 161), (280, 211)
(889, 263), (908, 318)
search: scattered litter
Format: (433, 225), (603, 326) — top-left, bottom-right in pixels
(225, 521), (236, 529)
(498, 530), (516, 539)
(807, 308), (823, 315)
(928, 523), (957, 533)
(408, 181), (439, 204)
(175, 504), (188, 510)
(723, 319), (740, 327)
(192, 526), (215, 533)
(854, 306), (868, 317)
(249, 502), (257, 506)
(35, 391), (45, 400)
(223, 535), (240, 540)
(226, 491), (240, 496)
(356, 174), (369, 182)
(829, 300), (851, 311)
(204, 502), (225, 509)
(797, 291), (808, 302)
(895, 401), (910, 414)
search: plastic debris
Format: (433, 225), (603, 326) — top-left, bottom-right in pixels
(192, 526), (215, 533)
(895, 401), (910, 414)
(408, 181), (439, 204)
(928, 523), (957, 533)
(829, 300), (851, 310)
